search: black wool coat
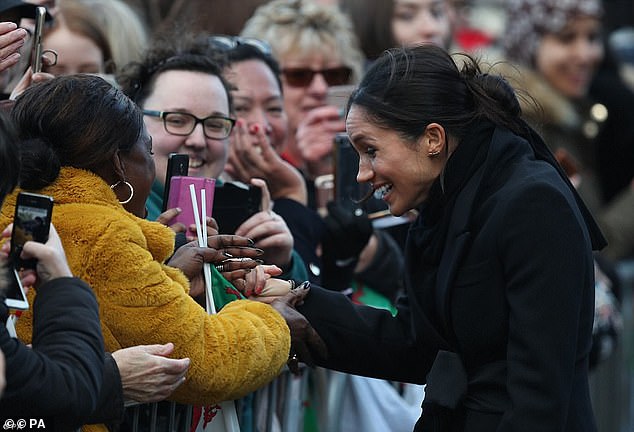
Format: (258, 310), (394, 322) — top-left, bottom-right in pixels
(299, 126), (598, 432)
(0, 277), (107, 430)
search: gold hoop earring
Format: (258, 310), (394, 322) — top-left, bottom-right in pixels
(110, 180), (134, 204)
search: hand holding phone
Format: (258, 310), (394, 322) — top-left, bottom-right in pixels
(213, 181), (262, 234)
(10, 192), (54, 270)
(162, 153), (189, 212)
(2, 221), (71, 311)
(30, 6), (47, 73)
(4, 268), (29, 310)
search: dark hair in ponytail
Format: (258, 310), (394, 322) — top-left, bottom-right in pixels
(12, 74), (143, 190)
(348, 44), (526, 144)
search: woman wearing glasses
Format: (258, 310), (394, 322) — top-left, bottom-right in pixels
(1, 73), (324, 430)
(118, 32), (310, 290)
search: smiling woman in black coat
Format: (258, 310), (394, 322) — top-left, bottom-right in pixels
(288, 44), (607, 432)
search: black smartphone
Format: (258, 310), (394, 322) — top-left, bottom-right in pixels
(30, 6), (47, 73)
(162, 153), (189, 212)
(213, 181), (262, 234)
(4, 268), (29, 310)
(10, 192), (54, 270)
(333, 133), (387, 215)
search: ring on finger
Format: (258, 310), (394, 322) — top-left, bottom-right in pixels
(288, 352), (299, 366)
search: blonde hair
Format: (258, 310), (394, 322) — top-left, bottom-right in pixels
(71, 0), (149, 72)
(241, 0), (364, 83)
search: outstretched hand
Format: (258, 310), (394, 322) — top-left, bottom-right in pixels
(227, 264), (283, 298)
(112, 343), (190, 403)
(167, 235), (263, 297)
(269, 283), (328, 374)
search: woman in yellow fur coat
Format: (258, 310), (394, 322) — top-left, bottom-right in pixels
(0, 74), (323, 429)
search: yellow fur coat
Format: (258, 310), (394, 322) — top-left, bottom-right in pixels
(0, 167), (290, 429)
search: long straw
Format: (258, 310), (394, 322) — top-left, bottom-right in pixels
(200, 188), (216, 314)
(189, 183), (239, 431)
(188, 185), (216, 313)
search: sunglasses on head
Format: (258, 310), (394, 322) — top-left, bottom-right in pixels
(281, 66), (352, 87)
(208, 35), (272, 56)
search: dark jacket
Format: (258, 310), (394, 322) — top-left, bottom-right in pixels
(0, 277), (107, 431)
(299, 125), (599, 431)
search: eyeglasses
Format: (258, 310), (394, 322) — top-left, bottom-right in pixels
(281, 66), (353, 88)
(143, 110), (236, 140)
(208, 35), (272, 56)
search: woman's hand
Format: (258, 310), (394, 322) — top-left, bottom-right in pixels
(157, 209), (219, 242)
(9, 65), (55, 101)
(0, 22), (28, 73)
(227, 264), (283, 297)
(235, 179), (294, 269)
(155, 207), (187, 235)
(167, 235), (263, 297)
(268, 283), (328, 374)
(1, 223), (72, 287)
(295, 106), (345, 179)
(227, 120), (307, 204)
(112, 343), (190, 403)
(238, 277), (294, 302)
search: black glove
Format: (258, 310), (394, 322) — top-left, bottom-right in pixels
(322, 201), (373, 260)
(319, 202), (373, 292)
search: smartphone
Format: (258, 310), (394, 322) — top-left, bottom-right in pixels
(10, 192), (54, 270)
(30, 6), (47, 73)
(326, 84), (355, 116)
(333, 133), (387, 215)
(165, 176), (215, 228)
(162, 153), (189, 212)
(4, 268), (29, 310)
(213, 181), (262, 234)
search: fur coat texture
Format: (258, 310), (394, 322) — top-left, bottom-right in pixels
(0, 167), (290, 428)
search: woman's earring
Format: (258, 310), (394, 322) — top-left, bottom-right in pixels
(110, 180), (135, 204)
(428, 150), (441, 157)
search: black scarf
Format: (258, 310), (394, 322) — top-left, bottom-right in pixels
(409, 120), (494, 330)
(412, 119), (606, 432)
(409, 117), (606, 336)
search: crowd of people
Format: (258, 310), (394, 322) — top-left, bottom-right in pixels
(0, 0), (632, 431)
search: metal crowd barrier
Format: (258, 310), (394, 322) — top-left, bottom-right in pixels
(590, 259), (634, 432)
(120, 367), (311, 432)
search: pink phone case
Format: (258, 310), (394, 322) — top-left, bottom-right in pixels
(165, 176), (216, 227)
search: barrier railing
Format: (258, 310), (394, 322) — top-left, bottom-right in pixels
(120, 367), (310, 432)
